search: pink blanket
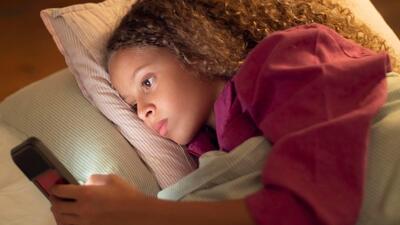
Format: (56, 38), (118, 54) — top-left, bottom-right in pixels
(233, 24), (392, 224)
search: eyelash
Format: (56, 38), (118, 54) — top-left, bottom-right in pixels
(130, 75), (154, 114)
(131, 104), (138, 113)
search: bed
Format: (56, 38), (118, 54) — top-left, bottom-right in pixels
(1, 0), (400, 225)
(0, 69), (161, 225)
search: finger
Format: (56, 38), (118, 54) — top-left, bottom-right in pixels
(57, 213), (80, 225)
(85, 174), (112, 185)
(52, 198), (80, 215)
(51, 210), (58, 224)
(50, 184), (82, 200)
(49, 195), (56, 204)
(50, 209), (63, 225)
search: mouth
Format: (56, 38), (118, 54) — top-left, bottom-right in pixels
(153, 119), (168, 136)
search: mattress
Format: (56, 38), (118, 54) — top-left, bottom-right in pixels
(0, 121), (56, 225)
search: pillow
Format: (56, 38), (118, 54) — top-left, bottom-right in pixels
(337, 0), (400, 70)
(40, 0), (197, 189)
(357, 72), (400, 224)
(0, 69), (160, 196)
(39, 0), (400, 188)
(0, 121), (55, 225)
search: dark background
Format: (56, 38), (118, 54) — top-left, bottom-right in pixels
(0, 0), (398, 101)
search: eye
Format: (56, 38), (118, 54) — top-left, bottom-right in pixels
(131, 103), (138, 114)
(141, 76), (154, 89)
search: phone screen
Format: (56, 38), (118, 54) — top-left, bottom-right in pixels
(13, 145), (47, 174)
(34, 169), (69, 197)
(11, 141), (73, 198)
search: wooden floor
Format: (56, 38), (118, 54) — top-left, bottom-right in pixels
(0, 0), (399, 101)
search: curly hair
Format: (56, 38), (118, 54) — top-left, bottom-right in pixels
(106, 0), (397, 80)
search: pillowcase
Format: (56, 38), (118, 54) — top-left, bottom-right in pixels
(0, 121), (55, 225)
(357, 72), (400, 224)
(0, 68), (160, 196)
(40, 0), (197, 189)
(337, 0), (400, 70)
(40, 0), (400, 188)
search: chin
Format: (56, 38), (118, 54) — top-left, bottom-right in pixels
(169, 131), (193, 146)
(168, 122), (200, 145)
(171, 136), (189, 146)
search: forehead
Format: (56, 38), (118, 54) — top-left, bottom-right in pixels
(108, 46), (186, 83)
(112, 46), (185, 71)
(108, 46), (186, 99)
(109, 46), (162, 71)
(109, 47), (161, 84)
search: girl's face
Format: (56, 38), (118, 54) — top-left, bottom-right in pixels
(108, 47), (225, 145)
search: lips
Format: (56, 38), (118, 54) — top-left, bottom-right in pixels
(153, 119), (168, 136)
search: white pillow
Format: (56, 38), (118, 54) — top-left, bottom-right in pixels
(39, 0), (400, 189)
(0, 121), (55, 225)
(40, 0), (197, 189)
(0, 69), (160, 196)
(337, 0), (400, 70)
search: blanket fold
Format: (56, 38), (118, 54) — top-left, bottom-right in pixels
(233, 24), (390, 225)
(185, 24), (391, 225)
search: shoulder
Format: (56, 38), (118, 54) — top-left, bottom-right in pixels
(257, 23), (374, 62)
(231, 23), (389, 140)
(233, 23), (374, 86)
(265, 23), (344, 43)
(231, 24), (339, 106)
(250, 23), (360, 61)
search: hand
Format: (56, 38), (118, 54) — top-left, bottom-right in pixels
(49, 174), (154, 225)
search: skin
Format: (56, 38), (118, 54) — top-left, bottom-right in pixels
(50, 175), (255, 225)
(108, 46), (225, 145)
(49, 47), (256, 225)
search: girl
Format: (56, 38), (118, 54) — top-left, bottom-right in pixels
(49, 0), (392, 224)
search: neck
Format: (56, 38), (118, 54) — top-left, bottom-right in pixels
(207, 79), (227, 130)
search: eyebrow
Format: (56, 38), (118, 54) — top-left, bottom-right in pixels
(132, 63), (151, 81)
(121, 95), (128, 102)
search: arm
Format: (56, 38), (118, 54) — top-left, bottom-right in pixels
(50, 174), (255, 225)
(234, 23), (390, 225)
(142, 198), (255, 225)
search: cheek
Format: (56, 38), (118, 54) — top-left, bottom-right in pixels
(175, 109), (204, 144)
(156, 72), (215, 144)
(170, 117), (201, 145)
(166, 90), (211, 144)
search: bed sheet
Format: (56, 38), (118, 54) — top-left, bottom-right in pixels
(0, 120), (56, 225)
(160, 73), (400, 225)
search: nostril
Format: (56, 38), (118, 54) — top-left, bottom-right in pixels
(146, 110), (152, 118)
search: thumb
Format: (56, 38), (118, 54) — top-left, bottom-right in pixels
(85, 174), (109, 186)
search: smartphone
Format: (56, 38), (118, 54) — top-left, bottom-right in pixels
(10, 137), (79, 200)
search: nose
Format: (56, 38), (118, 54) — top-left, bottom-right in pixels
(137, 101), (155, 122)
